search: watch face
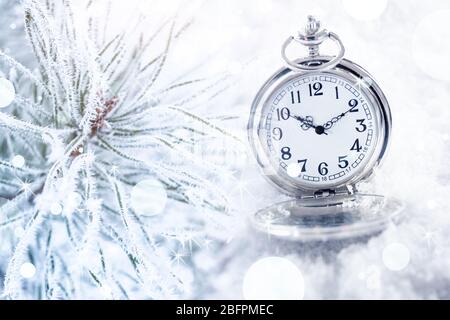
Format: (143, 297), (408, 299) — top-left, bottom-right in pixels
(259, 71), (381, 190)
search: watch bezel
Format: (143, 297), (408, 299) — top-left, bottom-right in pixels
(248, 56), (392, 197)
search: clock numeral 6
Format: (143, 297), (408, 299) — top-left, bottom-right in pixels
(318, 162), (329, 176)
(281, 147), (292, 160)
(349, 99), (359, 113)
(351, 139), (362, 152)
(338, 156), (349, 169)
(276, 107), (290, 121)
(356, 119), (367, 132)
(272, 127), (283, 141)
(309, 82), (323, 96)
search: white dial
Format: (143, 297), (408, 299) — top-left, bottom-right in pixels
(261, 72), (379, 189)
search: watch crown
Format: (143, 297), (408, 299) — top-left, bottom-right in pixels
(296, 16), (328, 58)
(305, 15), (321, 36)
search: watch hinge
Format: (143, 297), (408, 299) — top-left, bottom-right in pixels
(313, 189), (335, 199)
(304, 186), (354, 200)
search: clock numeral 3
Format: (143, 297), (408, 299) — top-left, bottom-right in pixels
(318, 162), (329, 176)
(281, 147), (292, 160)
(351, 139), (362, 152)
(356, 119), (367, 132)
(309, 82), (323, 96)
(290, 90), (301, 104)
(349, 99), (359, 113)
(272, 127), (283, 141)
(276, 107), (290, 121)
(338, 156), (349, 169)
(297, 159), (307, 173)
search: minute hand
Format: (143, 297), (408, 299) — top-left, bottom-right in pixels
(323, 105), (356, 131)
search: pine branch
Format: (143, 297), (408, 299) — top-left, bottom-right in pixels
(0, 0), (238, 299)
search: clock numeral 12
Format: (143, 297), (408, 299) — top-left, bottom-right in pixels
(335, 86), (339, 99)
(309, 82), (323, 96)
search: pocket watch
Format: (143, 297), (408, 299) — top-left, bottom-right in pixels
(248, 17), (402, 241)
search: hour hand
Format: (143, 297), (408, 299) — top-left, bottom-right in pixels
(290, 114), (314, 130)
(290, 114), (328, 135)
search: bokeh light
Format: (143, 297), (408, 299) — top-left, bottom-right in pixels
(286, 163), (302, 178)
(342, 0), (388, 21)
(130, 178), (167, 216)
(20, 262), (36, 279)
(382, 243), (410, 271)
(412, 10), (450, 82)
(242, 257), (304, 300)
(50, 202), (62, 216)
(0, 77), (15, 108)
(11, 155), (25, 168)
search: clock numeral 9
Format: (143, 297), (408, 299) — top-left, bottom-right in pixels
(349, 99), (359, 113)
(272, 127), (283, 141)
(309, 82), (323, 96)
(338, 156), (349, 169)
(351, 139), (362, 152)
(276, 107), (290, 121)
(281, 147), (292, 160)
(318, 162), (329, 176)
(356, 119), (367, 132)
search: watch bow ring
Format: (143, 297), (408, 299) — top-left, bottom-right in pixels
(281, 16), (345, 72)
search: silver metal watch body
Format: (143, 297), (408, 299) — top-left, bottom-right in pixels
(248, 57), (392, 199)
(247, 16), (400, 241)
